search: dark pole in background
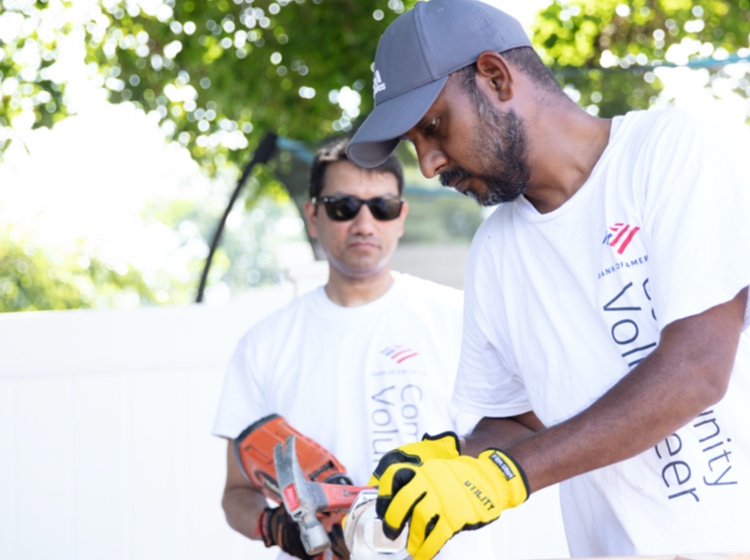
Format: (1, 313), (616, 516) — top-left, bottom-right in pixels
(195, 131), (278, 303)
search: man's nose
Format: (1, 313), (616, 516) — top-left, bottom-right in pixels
(416, 143), (448, 179)
(350, 203), (377, 233)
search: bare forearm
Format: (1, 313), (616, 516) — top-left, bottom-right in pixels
(508, 363), (713, 491)
(222, 485), (268, 540)
(508, 290), (745, 493)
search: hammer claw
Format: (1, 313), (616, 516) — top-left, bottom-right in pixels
(275, 435), (330, 555)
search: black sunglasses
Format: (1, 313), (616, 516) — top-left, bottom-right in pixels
(312, 195), (405, 222)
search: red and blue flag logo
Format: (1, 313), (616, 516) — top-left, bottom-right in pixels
(381, 345), (419, 364)
(603, 223), (640, 255)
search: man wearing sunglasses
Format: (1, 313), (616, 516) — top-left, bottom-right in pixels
(345, 0), (750, 559)
(213, 137), (497, 559)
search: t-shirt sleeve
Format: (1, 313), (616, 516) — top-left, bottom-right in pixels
(212, 332), (271, 440)
(640, 110), (750, 330)
(452, 225), (533, 418)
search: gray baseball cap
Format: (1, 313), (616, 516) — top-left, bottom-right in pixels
(346, 0), (531, 168)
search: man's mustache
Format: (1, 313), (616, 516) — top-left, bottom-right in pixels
(439, 166), (473, 188)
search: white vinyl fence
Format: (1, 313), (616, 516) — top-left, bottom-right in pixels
(0, 281), (568, 560)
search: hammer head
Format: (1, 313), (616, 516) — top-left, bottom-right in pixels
(274, 435), (331, 556)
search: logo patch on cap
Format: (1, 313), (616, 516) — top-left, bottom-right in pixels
(373, 70), (386, 96)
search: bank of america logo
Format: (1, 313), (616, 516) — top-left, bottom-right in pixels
(603, 223), (640, 255)
(373, 70), (386, 96)
(381, 344), (418, 363)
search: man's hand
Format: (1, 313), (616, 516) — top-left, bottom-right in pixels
(368, 432), (461, 486)
(258, 505), (316, 559)
(376, 449), (529, 560)
(258, 506), (351, 560)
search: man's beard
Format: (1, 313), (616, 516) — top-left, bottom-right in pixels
(440, 91), (531, 206)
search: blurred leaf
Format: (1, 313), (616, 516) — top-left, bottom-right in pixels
(0, 226), (177, 312)
(84, 0), (417, 175)
(532, 0), (750, 117)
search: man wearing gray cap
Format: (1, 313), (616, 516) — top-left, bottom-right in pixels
(348, 0), (750, 559)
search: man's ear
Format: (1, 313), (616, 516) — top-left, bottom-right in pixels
(475, 51), (514, 102)
(303, 200), (319, 239)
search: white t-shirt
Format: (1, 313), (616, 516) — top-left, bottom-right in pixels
(454, 108), (750, 556)
(214, 272), (494, 558)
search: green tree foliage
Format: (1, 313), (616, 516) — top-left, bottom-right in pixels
(0, 226), (173, 312)
(533, 0), (750, 117)
(5, 1), (749, 157)
(84, 0), (416, 174)
(1, 1), (417, 312)
(1, 0), (416, 166)
(0, 1), (73, 157)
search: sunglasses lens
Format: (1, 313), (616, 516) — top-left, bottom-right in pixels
(368, 197), (403, 221)
(320, 195), (403, 221)
(325, 196), (362, 221)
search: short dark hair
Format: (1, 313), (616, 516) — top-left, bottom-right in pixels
(308, 136), (404, 200)
(455, 46), (562, 97)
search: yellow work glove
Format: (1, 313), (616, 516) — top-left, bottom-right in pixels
(367, 432), (461, 487)
(376, 449), (529, 560)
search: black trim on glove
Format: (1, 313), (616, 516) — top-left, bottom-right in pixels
(259, 506), (316, 560)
